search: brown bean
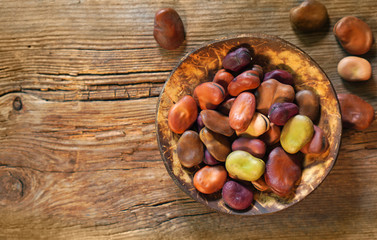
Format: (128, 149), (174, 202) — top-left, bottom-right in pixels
(229, 92), (256, 132)
(259, 123), (281, 146)
(265, 147), (302, 198)
(236, 112), (270, 138)
(200, 110), (234, 137)
(232, 137), (266, 159)
(177, 130), (204, 168)
(256, 79), (295, 115)
(227, 70), (260, 96)
(222, 47), (252, 72)
(290, 0), (329, 32)
(217, 98), (235, 116)
(334, 16), (373, 55)
(337, 56), (372, 82)
(251, 177), (270, 192)
(153, 8), (185, 50)
(295, 89), (320, 122)
(213, 69), (234, 95)
(300, 125), (329, 155)
(199, 127), (231, 162)
(338, 93), (375, 130)
(193, 82), (226, 110)
(168, 95), (198, 134)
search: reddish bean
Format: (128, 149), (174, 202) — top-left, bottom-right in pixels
(153, 8), (185, 50)
(232, 137), (266, 159)
(338, 93), (375, 130)
(229, 92), (256, 132)
(228, 70), (261, 96)
(193, 82), (226, 110)
(168, 95), (198, 134)
(334, 16), (373, 55)
(213, 69), (234, 94)
(193, 165), (227, 194)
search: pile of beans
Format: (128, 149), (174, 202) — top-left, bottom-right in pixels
(168, 47), (330, 211)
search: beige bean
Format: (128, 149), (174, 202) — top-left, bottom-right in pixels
(337, 56), (372, 81)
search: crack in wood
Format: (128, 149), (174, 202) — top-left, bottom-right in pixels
(0, 164), (149, 174)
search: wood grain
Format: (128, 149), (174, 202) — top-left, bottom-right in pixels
(0, 0), (376, 239)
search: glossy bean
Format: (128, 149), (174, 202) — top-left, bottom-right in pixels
(280, 115), (314, 154)
(268, 102), (299, 126)
(222, 180), (254, 210)
(153, 8), (185, 50)
(194, 82), (226, 110)
(337, 56), (372, 82)
(338, 93), (375, 130)
(259, 123), (281, 146)
(168, 95), (198, 134)
(217, 98), (235, 116)
(263, 69), (294, 85)
(265, 147), (302, 198)
(334, 16), (373, 55)
(213, 69), (234, 94)
(200, 110), (234, 137)
(232, 137), (266, 159)
(225, 150), (265, 182)
(222, 47), (252, 72)
(300, 125), (329, 154)
(236, 112), (270, 138)
(290, 0), (329, 32)
(199, 127), (231, 162)
(204, 150), (221, 165)
(295, 89), (320, 122)
(193, 165), (227, 194)
(256, 79), (295, 115)
(227, 70), (260, 96)
(177, 130), (204, 168)
(229, 92), (256, 132)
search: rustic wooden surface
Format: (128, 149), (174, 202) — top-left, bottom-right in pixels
(0, 0), (376, 239)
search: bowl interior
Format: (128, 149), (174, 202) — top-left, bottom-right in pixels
(156, 34), (342, 215)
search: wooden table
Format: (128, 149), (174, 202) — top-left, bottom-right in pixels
(0, 0), (376, 239)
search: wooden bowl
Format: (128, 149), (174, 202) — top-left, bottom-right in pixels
(156, 34), (342, 215)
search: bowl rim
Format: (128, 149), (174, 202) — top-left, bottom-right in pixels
(155, 33), (342, 215)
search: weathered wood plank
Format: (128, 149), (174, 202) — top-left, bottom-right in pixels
(0, 0), (376, 239)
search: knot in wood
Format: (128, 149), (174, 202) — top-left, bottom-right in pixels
(13, 97), (22, 111)
(0, 174), (24, 204)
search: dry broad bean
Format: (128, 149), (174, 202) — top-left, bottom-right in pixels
(290, 0), (329, 32)
(337, 56), (372, 82)
(280, 115), (314, 154)
(168, 95), (198, 134)
(225, 150), (265, 182)
(199, 127), (231, 162)
(295, 89), (320, 122)
(153, 8), (185, 50)
(300, 125), (329, 155)
(200, 110), (234, 137)
(232, 137), (266, 159)
(333, 16), (373, 55)
(338, 93), (375, 130)
(227, 70), (260, 96)
(194, 82), (226, 110)
(222, 47), (252, 72)
(177, 130), (204, 168)
(256, 79), (295, 115)
(193, 165), (227, 194)
(236, 112), (270, 138)
(229, 92), (256, 132)
(263, 69), (294, 85)
(265, 147), (302, 198)
(268, 102), (299, 126)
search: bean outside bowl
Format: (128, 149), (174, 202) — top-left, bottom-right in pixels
(155, 34), (342, 215)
